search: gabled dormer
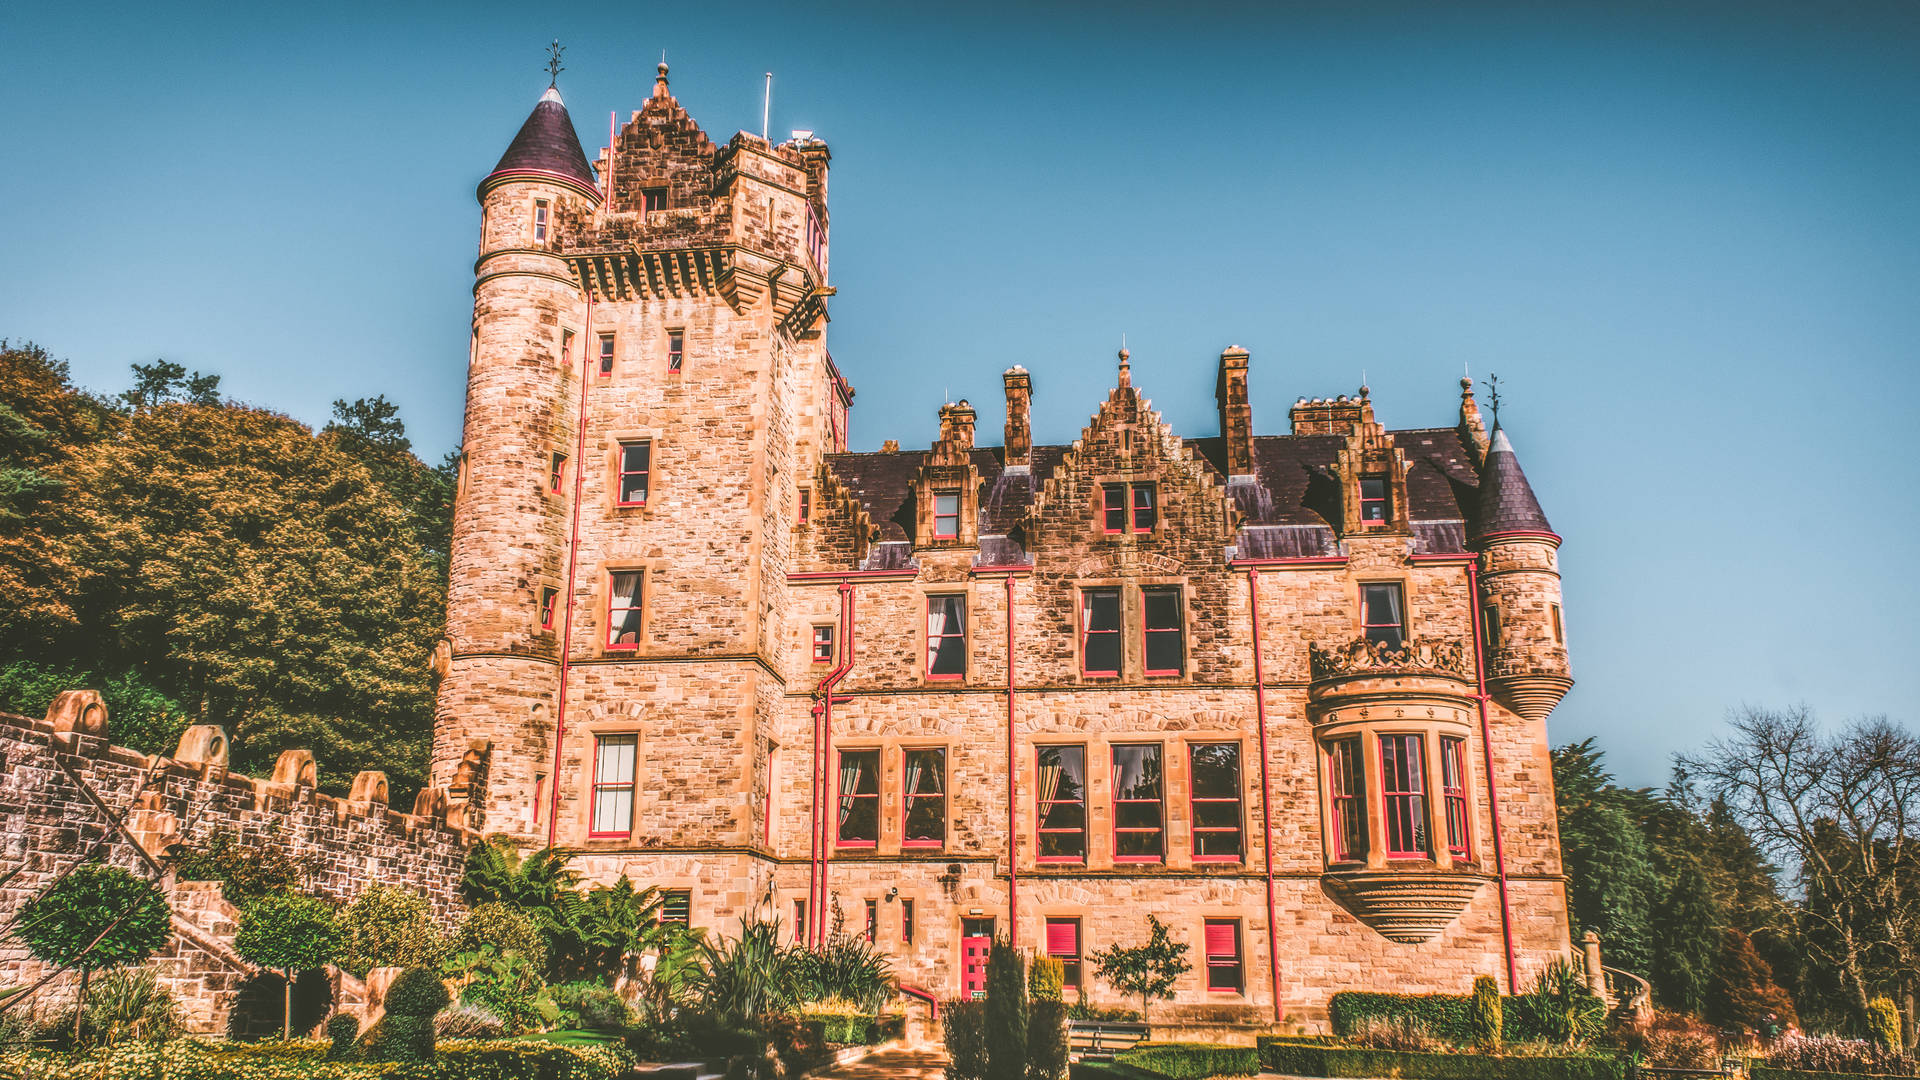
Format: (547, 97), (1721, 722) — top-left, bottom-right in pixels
(913, 401), (981, 549)
(1295, 390), (1411, 536)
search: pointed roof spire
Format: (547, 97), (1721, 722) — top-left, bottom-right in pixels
(1473, 422), (1555, 540)
(1116, 344), (1131, 389)
(654, 57), (671, 99)
(480, 83), (601, 203)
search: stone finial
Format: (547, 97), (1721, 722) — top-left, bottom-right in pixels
(1117, 346), (1131, 389)
(937, 400), (976, 452)
(1216, 346), (1253, 477)
(174, 725), (229, 767)
(654, 60), (671, 99)
(348, 771), (390, 808)
(880, 439), (900, 453)
(1459, 375), (1489, 463)
(46, 689), (108, 739)
(272, 748), (317, 788)
(1002, 367), (1032, 468)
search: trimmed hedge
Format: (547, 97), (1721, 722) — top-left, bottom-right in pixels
(1327, 991), (1546, 1044)
(799, 1012), (906, 1046)
(1753, 1071), (1920, 1080)
(0, 1037), (633, 1080)
(1257, 1039), (1624, 1080)
(1116, 1042), (1259, 1079)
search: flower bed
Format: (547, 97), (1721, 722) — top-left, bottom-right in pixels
(1114, 1041), (1258, 1079)
(1257, 1038), (1624, 1080)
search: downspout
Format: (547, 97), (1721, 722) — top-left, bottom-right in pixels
(1245, 569), (1283, 1023)
(1467, 560), (1519, 992)
(1005, 573), (1019, 947)
(547, 286), (594, 845)
(811, 582), (855, 946)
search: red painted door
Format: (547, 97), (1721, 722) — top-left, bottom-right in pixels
(961, 918), (994, 999)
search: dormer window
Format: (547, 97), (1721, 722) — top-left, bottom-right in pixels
(1361, 583), (1405, 649)
(932, 490), (961, 539)
(1359, 477), (1390, 523)
(1102, 483), (1156, 535)
(533, 199), (549, 242)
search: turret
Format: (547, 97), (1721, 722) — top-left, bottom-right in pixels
(1472, 424), (1572, 720)
(434, 83), (600, 838)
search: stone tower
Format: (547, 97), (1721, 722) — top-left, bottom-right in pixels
(1471, 422), (1573, 720)
(434, 66), (844, 858)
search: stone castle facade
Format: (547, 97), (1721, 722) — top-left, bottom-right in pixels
(432, 66), (1576, 1026)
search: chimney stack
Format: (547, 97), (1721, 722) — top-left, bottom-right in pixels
(1003, 367), (1032, 468)
(1216, 346), (1254, 477)
(938, 400), (976, 451)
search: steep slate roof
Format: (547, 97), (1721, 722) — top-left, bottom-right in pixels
(484, 87), (598, 194)
(1472, 426), (1554, 538)
(822, 424), (1488, 560)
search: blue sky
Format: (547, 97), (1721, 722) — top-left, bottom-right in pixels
(4, 2), (1916, 786)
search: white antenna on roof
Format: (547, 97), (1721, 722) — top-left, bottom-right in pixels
(762, 72), (773, 140)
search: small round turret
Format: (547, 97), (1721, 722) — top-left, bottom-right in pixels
(1473, 425), (1572, 720)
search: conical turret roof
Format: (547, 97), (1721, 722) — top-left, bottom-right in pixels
(480, 86), (600, 202)
(1473, 425), (1554, 539)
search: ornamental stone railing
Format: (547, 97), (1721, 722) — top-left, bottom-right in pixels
(1308, 635), (1472, 683)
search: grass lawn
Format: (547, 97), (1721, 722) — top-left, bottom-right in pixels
(510, 1028), (626, 1046)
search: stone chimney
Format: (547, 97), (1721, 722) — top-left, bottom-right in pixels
(1003, 367), (1032, 468)
(938, 400), (976, 451)
(1458, 376), (1489, 464)
(1215, 346), (1253, 477)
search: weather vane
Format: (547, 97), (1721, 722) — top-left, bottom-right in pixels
(1482, 373), (1503, 426)
(546, 40), (566, 87)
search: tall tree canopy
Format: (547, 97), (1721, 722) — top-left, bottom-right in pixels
(0, 341), (451, 803)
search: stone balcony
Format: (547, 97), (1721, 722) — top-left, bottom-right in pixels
(1307, 635), (1477, 718)
(1319, 869), (1491, 944)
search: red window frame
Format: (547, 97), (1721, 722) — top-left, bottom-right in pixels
(1131, 483), (1157, 532)
(792, 899), (807, 942)
(1204, 919), (1243, 993)
(835, 748), (880, 848)
(932, 489), (961, 539)
(598, 333), (615, 377)
(1379, 734), (1429, 858)
(925, 595), (966, 679)
(616, 440), (651, 506)
(1036, 745), (1087, 863)
(864, 898), (878, 942)
(659, 889), (691, 926)
(901, 747), (946, 849)
(1111, 743), (1165, 863)
(1441, 736), (1471, 859)
(606, 571), (644, 651)
(1101, 484), (1128, 533)
(1328, 737), (1368, 862)
(1141, 586), (1184, 677)
(902, 898), (914, 944)
(533, 199), (549, 242)
(1045, 917), (1083, 990)
(667, 329), (684, 374)
(1360, 582), (1405, 650)
(798, 488), (811, 524)
(1481, 603), (1501, 653)
(1359, 476), (1389, 523)
(589, 734), (637, 837)
(538, 586), (558, 631)
(811, 624), (835, 665)
(561, 328), (574, 365)
(550, 452), (568, 493)
(642, 187), (667, 213)
(1189, 742), (1243, 862)
(1079, 588), (1121, 677)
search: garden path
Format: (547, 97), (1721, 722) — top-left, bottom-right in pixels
(812, 1048), (948, 1080)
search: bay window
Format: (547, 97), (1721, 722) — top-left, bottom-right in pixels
(1441, 736), (1470, 859)
(1036, 746), (1087, 862)
(1327, 737), (1368, 862)
(1112, 743), (1164, 862)
(1379, 734), (1429, 858)
(1190, 743), (1243, 861)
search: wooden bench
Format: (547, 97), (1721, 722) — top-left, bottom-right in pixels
(1068, 1021), (1150, 1060)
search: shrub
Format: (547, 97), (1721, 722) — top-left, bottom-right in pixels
(166, 832), (307, 903)
(1118, 1042), (1260, 1080)
(385, 966), (451, 1018)
(369, 1012), (435, 1062)
(1520, 960), (1605, 1047)
(1331, 992), (1474, 1041)
(1762, 1032), (1917, 1076)
(450, 903), (548, 973)
(1066, 1001), (1143, 1022)
(943, 999), (989, 1080)
(689, 915), (803, 1027)
(1869, 996), (1904, 1053)
(793, 930), (894, 1012)
(1258, 1038), (1627, 1080)
(1028, 956), (1065, 1002)
(436, 1001), (508, 1039)
(1347, 1016), (1445, 1053)
(337, 885), (444, 979)
(1027, 999), (1069, 1080)
(1471, 975), (1503, 1052)
(553, 982), (631, 1030)
(986, 940), (1028, 1080)
(80, 966), (181, 1047)
(455, 951), (557, 1036)
(1707, 928), (1798, 1034)
(436, 1037), (636, 1079)
(324, 1012), (359, 1060)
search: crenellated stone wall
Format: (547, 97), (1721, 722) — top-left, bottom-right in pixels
(0, 691), (483, 1033)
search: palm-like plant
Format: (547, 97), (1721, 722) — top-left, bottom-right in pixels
(690, 915), (803, 1027)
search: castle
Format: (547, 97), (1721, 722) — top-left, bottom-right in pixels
(432, 65), (1575, 1025)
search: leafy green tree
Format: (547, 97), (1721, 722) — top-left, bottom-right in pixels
(1553, 739), (1658, 975)
(1649, 855), (1722, 1014)
(121, 360), (221, 409)
(984, 941), (1027, 1080)
(1090, 915), (1190, 1023)
(165, 832), (305, 903)
(338, 885), (444, 979)
(14, 864), (172, 1039)
(0, 659), (188, 758)
(233, 894), (341, 1038)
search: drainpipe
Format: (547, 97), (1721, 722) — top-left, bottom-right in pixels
(547, 287), (593, 846)
(811, 583), (855, 946)
(1466, 560), (1519, 992)
(1245, 569), (1283, 1023)
(1005, 572), (1019, 948)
